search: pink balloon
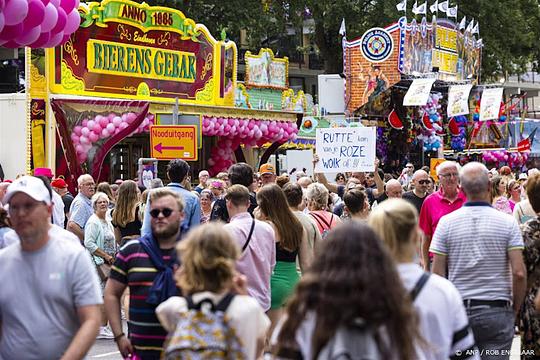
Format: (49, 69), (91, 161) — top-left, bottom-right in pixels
(119, 122), (129, 130)
(49, 0), (59, 6)
(0, 0), (4, 10)
(14, 24), (41, 45)
(3, 0), (28, 26)
(63, 8), (79, 34)
(106, 123), (115, 132)
(86, 120), (95, 130)
(0, 23), (23, 41)
(70, 133), (79, 143)
(73, 125), (82, 136)
(81, 127), (89, 136)
(92, 124), (102, 134)
(42, 31), (63, 48)
(88, 132), (99, 143)
(60, 0), (76, 14)
(28, 31), (50, 47)
(98, 116), (109, 128)
(81, 119), (88, 127)
(40, 0), (49, 6)
(41, 3), (58, 33)
(51, 6), (66, 33)
(112, 116), (122, 127)
(101, 129), (110, 138)
(79, 135), (89, 144)
(23, 0), (45, 29)
(75, 144), (83, 153)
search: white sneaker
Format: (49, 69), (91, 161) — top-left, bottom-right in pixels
(96, 326), (114, 339)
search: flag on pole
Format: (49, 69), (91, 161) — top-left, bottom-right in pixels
(446, 5), (457, 18)
(339, 18), (346, 36)
(413, 1), (427, 14)
(438, 0), (448, 12)
(396, 0), (407, 12)
(472, 22), (479, 34)
(476, 38), (483, 47)
(459, 16), (466, 30)
(517, 128), (537, 152)
(430, 0), (438, 13)
(466, 19), (474, 33)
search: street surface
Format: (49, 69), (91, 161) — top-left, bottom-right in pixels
(87, 335), (523, 359)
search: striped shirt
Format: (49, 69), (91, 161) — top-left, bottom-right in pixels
(110, 239), (176, 360)
(430, 202), (524, 301)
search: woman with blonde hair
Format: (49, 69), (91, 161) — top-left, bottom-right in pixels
(305, 182), (341, 238)
(111, 180), (141, 245)
(369, 199), (477, 359)
(156, 223), (270, 359)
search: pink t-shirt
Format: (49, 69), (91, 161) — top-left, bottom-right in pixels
(419, 190), (467, 239)
(224, 212), (276, 311)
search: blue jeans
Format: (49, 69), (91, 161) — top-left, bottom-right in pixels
(466, 306), (514, 360)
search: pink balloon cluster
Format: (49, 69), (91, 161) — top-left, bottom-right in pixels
(70, 112), (154, 163)
(206, 138), (236, 175)
(0, 0), (80, 48)
(482, 150), (529, 169)
(201, 116), (299, 174)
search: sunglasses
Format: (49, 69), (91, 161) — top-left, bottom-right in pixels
(150, 208), (174, 218)
(418, 180), (430, 185)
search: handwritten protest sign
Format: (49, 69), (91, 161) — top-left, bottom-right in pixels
(315, 127), (376, 173)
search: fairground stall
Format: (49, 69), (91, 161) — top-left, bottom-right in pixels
(23, 0), (305, 187)
(337, 13), (535, 173)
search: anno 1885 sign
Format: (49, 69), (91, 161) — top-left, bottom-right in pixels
(48, 0), (233, 105)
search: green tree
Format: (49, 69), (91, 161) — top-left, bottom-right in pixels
(144, 0), (540, 79)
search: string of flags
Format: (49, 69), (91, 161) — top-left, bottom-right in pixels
(396, 0), (481, 45)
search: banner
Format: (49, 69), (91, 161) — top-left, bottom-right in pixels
(403, 78), (436, 106)
(447, 84), (473, 116)
(315, 127), (376, 173)
(479, 88), (503, 121)
(286, 150), (314, 182)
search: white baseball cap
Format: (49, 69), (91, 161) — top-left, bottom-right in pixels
(4, 176), (52, 205)
(519, 173), (528, 181)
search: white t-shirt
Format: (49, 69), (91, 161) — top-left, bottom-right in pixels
(397, 263), (479, 360)
(51, 191), (65, 228)
(3, 224), (80, 248)
(156, 292), (270, 360)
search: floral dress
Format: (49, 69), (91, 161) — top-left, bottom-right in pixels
(520, 216), (540, 359)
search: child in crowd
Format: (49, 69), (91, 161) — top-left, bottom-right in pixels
(156, 223), (270, 359)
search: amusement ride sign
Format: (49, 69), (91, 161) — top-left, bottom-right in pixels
(48, 0), (236, 105)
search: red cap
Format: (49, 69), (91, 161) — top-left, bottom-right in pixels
(51, 178), (68, 188)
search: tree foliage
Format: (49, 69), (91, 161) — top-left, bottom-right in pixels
(143, 0), (540, 79)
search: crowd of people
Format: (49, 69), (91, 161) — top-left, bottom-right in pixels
(0, 157), (539, 360)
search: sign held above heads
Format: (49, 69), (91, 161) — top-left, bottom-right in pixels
(150, 125), (198, 161)
(315, 127), (376, 173)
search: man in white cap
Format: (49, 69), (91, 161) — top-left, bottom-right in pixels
(0, 176), (102, 359)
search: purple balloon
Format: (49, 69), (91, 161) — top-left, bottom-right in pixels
(15, 25), (41, 45)
(28, 31), (50, 47)
(59, 0), (76, 14)
(0, 13), (4, 33)
(51, 7), (66, 33)
(0, 23), (23, 41)
(49, 0), (59, 6)
(40, 0), (49, 5)
(3, 0), (29, 26)
(63, 8), (80, 35)
(23, 0), (45, 29)
(41, 3), (58, 32)
(42, 31), (63, 48)
(0, 0), (5, 10)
